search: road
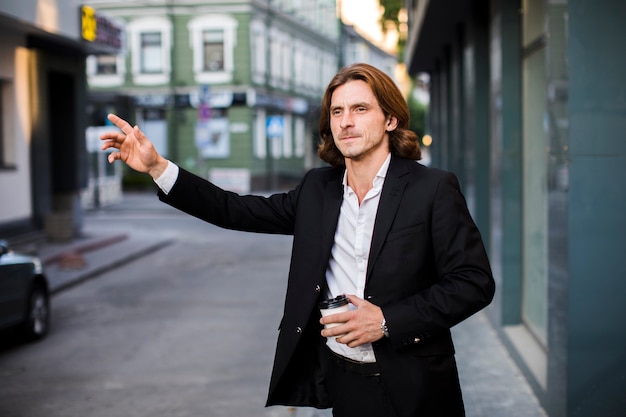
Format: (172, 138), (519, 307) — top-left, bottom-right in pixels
(0, 196), (329, 417)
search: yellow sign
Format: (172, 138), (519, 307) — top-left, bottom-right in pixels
(80, 5), (123, 52)
(81, 5), (97, 42)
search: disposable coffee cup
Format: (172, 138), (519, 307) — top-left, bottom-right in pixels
(319, 295), (350, 329)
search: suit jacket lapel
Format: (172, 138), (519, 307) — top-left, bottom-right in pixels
(366, 156), (410, 281)
(321, 172), (343, 265)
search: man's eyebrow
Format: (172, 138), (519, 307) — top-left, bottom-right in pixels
(330, 102), (371, 110)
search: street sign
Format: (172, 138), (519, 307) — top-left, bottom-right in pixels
(266, 115), (284, 139)
(198, 85), (211, 122)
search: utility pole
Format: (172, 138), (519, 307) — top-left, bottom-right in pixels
(265, 0), (278, 190)
(167, 0), (178, 163)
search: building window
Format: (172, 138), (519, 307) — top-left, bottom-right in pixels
(282, 113), (293, 158)
(128, 17), (171, 85)
(202, 29), (225, 71)
(253, 109), (267, 159)
(0, 78), (20, 170)
(268, 28), (289, 89)
(96, 55), (118, 74)
(294, 116), (305, 158)
(136, 109), (169, 158)
(250, 20), (266, 85)
(0, 80), (5, 168)
(86, 54), (125, 87)
(140, 32), (163, 73)
(188, 15), (238, 84)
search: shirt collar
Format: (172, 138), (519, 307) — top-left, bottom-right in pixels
(342, 153), (392, 193)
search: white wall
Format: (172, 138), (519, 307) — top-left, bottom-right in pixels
(0, 34), (33, 223)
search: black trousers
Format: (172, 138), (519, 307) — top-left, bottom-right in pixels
(326, 352), (398, 417)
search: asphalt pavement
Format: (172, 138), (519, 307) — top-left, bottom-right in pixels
(29, 192), (547, 417)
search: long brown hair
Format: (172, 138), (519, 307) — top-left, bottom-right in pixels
(317, 63), (421, 168)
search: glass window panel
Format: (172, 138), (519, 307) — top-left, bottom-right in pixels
(96, 55), (118, 75)
(140, 32), (163, 73)
(522, 30), (549, 347)
(203, 29), (224, 71)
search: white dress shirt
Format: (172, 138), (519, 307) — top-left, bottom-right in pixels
(325, 153), (391, 363)
(153, 160), (179, 194)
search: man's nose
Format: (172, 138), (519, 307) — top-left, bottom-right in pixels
(340, 113), (354, 129)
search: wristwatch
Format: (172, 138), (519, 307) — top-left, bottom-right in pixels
(381, 318), (390, 338)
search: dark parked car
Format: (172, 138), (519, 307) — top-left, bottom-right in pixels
(0, 240), (50, 341)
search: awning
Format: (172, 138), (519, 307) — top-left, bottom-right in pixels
(404, 0), (473, 75)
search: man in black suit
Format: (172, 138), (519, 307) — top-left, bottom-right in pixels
(101, 63), (495, 417)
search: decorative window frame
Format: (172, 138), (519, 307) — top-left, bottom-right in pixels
(250, 19), (266, 85)
(188, 15), (238, 85)
(128, 17), (172, 85)
(268, 27), (291, 90)
(86, 54), (126, 87)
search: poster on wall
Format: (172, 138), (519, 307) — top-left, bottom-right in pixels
(195, 118), (230, 158)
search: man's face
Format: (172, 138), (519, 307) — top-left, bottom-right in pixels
(329, 80), (396, 163)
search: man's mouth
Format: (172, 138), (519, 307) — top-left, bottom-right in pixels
(340, 133), (359, 141)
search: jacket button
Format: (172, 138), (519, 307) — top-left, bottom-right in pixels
(315, 285), (321, 293)
(296, 327), (302, 334)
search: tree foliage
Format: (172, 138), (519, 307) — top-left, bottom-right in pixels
(379, 0), (403, 33)
(378, 0), (405, 55)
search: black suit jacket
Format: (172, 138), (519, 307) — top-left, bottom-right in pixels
(159, 155), (495, 417)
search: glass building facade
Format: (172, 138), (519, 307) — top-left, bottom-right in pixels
(404, 1), (626, 416)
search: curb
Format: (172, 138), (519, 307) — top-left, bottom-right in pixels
(42, 233), (129, 266)
(48, 238), (174, 295)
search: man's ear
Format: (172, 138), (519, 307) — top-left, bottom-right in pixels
(386, 116), (399, 132)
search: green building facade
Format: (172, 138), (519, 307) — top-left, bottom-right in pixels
(87, 0), (339, 192)
(404, 1), (625, 416)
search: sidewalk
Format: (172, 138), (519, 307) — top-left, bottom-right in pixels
(31, 194), (547, 417)
(39, 224), (173, 295)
